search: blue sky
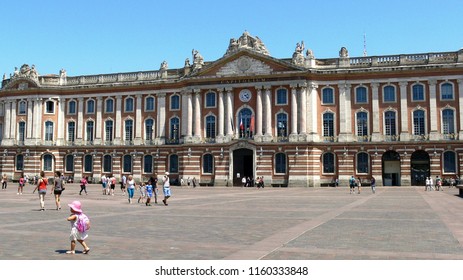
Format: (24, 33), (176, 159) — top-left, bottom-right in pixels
(1, 0), (462, 76)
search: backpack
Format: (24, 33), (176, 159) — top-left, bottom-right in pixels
(76, 213), (90, 233)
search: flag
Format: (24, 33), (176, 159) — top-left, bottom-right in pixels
(250, 114), (255, 134)
(239, 116), (244, 131)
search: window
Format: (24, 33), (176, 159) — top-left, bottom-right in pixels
(275, 153), (287, 174)
(238, 108), (252, 138)
(202, 154), (213, 174)
(443, 151), (456, 173)
(276, 88), (288, 105)
(45, 100), (54, 114)
(323, 112), (334, 139)
(18, 121), (26, 142)
(383, 85), (396, 102)
(412, 84), (425, 101)
(105, 98), (114, 113)
(43, 154), (53, 171)
(170, 117), (179, 140)
(169, 154), (179, 173)
(84, 155), (93, 173)
(16, 154), (24, 171)
(68, 100), (76, 114)
(356, 112), (368, 140)
(441, 83), (454, 100)
(123, 154), (132, 173)
(103, 155), (112, 173)
(170, 95), (180, 110)
(105, 120), (113, 141)
(143, 155), (153, 173)
(357, 152), (369, 173)
(45, 121), (54, 141)
(125, 97), (134, 112)
(442, 109), (455, 137)
(413, 110), (425, 136)
(205, 92), (216, 108)
(68, 121), (75, 142)
(384, 111), (396, 136)
(277, 113), (288, 137)
(322, 153), (335, 174)
(86, 121), (94, 142)
(18, 101), (27, 115)
(65, 154), (74, 172)
(125, 119), (133, 142)
(145, 96), (155, 111)
(87, 100), (95, 114)
(322, 88), (334, 104)
(356, 86), (367, 103)
(205, 115), (216, 139)
(145, 119), (154, 141)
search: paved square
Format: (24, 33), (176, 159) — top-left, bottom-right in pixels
(1, 184), (463, 260)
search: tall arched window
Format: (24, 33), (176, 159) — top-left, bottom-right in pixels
(413, 110), (425, 136)
(125, 119), (133, 142)
(205, 115), (216, 139)
(170, 117), (180, 141)
(384, 111), (396, 137)
(277, 113), (288, 138)
(45, 121), (54, 141)
(357, 152), (369, 174)
(43, 154), (53, 171)
(169, 154), (179, 173)
(123, 154), (132, 173)
(443, 151), (456, 173)
(323, 112), (334, 140)
(84, 155), (93, 172)
(202, 154), (213, 174)
(145, 119), (154, 141)
(103, 155), (112, 173)
(105, 120), (114, 142)
(356, 112), (368, 141)
(68, 121), (75, 142)
(65, 154), (74, 172)
(238, 108), (253, 138)
(322, 153), (335, 174)
(442, 109), (455, 138)
(143, 155), (153, 173)
(105, 98), (114, 113)
(275, 153), (287, 174)
(18, 121), (26, 142)
(86, 121), (94, 142)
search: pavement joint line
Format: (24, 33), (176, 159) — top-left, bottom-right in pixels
(223, 188), (380, 260)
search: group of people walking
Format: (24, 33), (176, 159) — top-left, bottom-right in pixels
(425, 176), (444, 191)
(349, 176), (376, 194)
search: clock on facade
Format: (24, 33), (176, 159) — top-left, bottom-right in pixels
(239, 89), (252, 102)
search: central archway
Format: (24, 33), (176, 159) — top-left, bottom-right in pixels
(232, 148), (254, 186)
(382, 150), (401, 186)
(411, 150), (430, 186)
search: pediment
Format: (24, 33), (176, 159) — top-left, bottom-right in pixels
(193, 50), (303, 78)
(2, 77), (40, 90)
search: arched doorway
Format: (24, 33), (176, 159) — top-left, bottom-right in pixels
(233, 148), (253, 186)
(382, 150), (401, 186)
(411, 150), (430, 186)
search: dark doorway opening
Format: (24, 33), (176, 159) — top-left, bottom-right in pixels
(233, 148), (254, 186)
(411, 150), (430, 186)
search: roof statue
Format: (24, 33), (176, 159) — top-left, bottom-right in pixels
(12, 64), (39, 80)
(339, 47), (349, 58)
(191, 49), (204, 72)
(224, 31), (270, 56)
(292, 41), (306, 66)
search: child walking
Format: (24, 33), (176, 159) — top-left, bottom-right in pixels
(145, 181), (153, 206)
(66, 200), (90, 254)
(137, 182), (146, 204)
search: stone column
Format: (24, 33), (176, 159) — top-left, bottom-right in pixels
(134, 94), (142, 145)
(264, 86), (272, 141)
(185, 91), (193, 141)
(255, 86), (263, 141)
(371, 83), (381, 141)
(428, 80), (439, 140)
(57, 98), (65, 145)
(338, 83), (352, 142)
(95, 97), (102, 145)
(193, 89), (202, 142)
(26, 100), (34, 144)
(217, 88), (225, 142)
(114, 96), (122, 145)
(307, 82), (319, 142)
(3, 102), (11, 142)
(77, 97), (84, 145)
(10, 100), (17, 143)
(34, 98), (42, 144)
(458, 79), (463, 140)
(226, 88), (234, 139)
(156, 93), (166, 144)
(399, 82), (410, 141)
(289, 85), (298, 141)
(299, 83), (308, 137)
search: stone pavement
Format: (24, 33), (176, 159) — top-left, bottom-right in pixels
(1, 183), (463, 260)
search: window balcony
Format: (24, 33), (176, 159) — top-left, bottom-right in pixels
(323, 136), (338, 142)
(105, 140), (114, 146)
(165, 138), (180, 145)
(384, 135), (400, 142)
(442, 133), (458, 140)
(411, 134), (428, 141)
(204, 137), (216, 144)
(356, 135), (370, 142)
(277, 135), (289, 142)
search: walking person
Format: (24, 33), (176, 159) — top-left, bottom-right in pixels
(150, 174), (159, 204)
(187, 177), (191, 187)
(17, 173), (25, 195)
(349, 175), (356, 194)
(425, 177), (430, 191)
(1, 174), (7, 190)
(436, 175), (443, 191)
(52, 171), (65, 210)
(101, 174), (107, 195)
(126, 175), (135, 204)
(66, 200), (90, 254)
(79, 176), (88, 195)
(145, 180), (153, 206)
(137, 182), (146, 204)
(109, 175), (116, 196)
(371, 176), (376, 194)
(32, 171), (48, 211)
(192, 177), (197, 188)
(120, 174), (127, 195)
(162, 172), (171, 206)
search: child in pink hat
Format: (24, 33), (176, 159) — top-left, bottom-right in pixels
(66, 200), (90, 254)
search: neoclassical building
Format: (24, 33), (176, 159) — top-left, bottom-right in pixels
(1, 32), (463, 187)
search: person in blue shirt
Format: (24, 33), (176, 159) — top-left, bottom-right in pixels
(145, 181), (153, 206)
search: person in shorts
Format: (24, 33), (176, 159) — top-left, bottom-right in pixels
(162, 172), (171, 206)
